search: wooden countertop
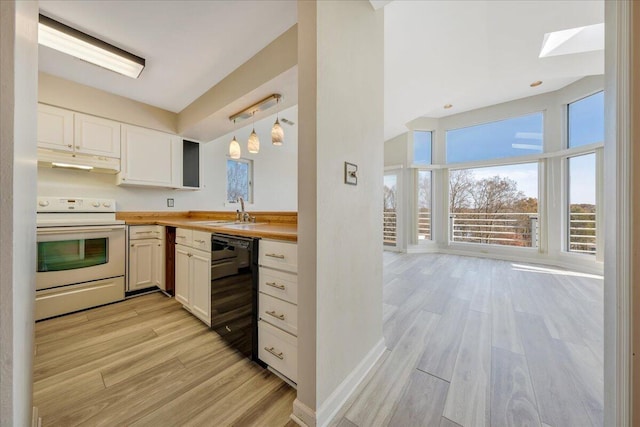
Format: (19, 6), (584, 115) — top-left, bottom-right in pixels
(120, 213), (297, 242)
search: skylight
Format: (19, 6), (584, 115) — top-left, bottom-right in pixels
(539, 23), (604, 58)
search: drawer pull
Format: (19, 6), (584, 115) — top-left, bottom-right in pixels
(266, 310), (285, 320)
(194, 239), (206, 243)
(265, 253), (285, 259)
(264, 346), (284, 360)
(176, 235), (186, 239)
(135, 231), (154, 234)
(266, 281), (285, 290)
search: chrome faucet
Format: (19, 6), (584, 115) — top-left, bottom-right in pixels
(237, 197), (254, 222)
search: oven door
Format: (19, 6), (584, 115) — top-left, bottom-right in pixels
(36, 225), (125, 290)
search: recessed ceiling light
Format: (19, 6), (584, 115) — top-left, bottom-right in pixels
(530, 81), (543, 87)
(443, 104), (453, 109)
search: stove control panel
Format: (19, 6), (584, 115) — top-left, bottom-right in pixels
(36, 197), (117, 213)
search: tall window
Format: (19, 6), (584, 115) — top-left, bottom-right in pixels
(566, 91), (602, 255)
(449, 163), (539, 247)
(417, 170), (432, 240)
(446, 113), (543, 163)
(227, 159), (252, 203)
(414, 131), (433, 241)
(567, 154), (596, 254)
(383, 174), (398, 247)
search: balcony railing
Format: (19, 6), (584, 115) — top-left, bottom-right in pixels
(385, 209), (597, 254)
(383, 209), (397, 246)
(450, 212), (538, 247)
(418, 210), (431, 240)
(569, 212), (596, 255)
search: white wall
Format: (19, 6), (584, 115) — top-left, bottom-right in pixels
(296, 1), (385, 426)
(37, 106), (298, 212)
(0, 1), (38, 425)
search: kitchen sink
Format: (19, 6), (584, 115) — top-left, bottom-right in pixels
(190, 220), (239, 225)
(220, 223), (267, 229)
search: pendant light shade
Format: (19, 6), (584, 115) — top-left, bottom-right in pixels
(271, 118), (284, 146)
(229, 136), (241, 159)
(248, 129), (260, 154)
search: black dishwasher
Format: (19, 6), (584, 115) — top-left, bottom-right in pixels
(210, 234), (258, 361)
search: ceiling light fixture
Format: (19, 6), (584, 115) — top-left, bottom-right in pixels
(530, 80), (543, 87)
(444, 104), (453, 109)
(38, 14), (145, 79)
(229, 119), (241, 159)
(271, 97), (284, 146)
(248, 112), (260, 154)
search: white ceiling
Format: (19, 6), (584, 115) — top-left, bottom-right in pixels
(384, 0), (604, 140)
(38, 0), (297, 113)
(38, 0), (604, 142)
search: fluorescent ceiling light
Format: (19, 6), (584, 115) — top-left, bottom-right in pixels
(38, 14), (145, 79)
(539, 23), (604, 58)
(51, 162), (94, 171)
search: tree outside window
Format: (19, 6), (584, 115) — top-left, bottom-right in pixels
(227, 159), (252, 203)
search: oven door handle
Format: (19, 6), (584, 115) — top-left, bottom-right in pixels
(37, 226), (125, 235)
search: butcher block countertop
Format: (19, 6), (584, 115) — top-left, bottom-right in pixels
(117, 211), (298, 242)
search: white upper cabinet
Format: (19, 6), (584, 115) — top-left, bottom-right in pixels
(37, 104), (74, 152)
(74, 113), (121, 158)
(119, 124), (182, 188)
(38, 104), (120, 159)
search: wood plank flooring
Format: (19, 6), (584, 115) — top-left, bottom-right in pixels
(333, 253), (604, 427)
(34, 253), (603, 427)
(33, 292), (295, 426)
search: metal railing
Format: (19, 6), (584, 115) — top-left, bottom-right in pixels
(418, 210), (431, 240)
(449, 212), (538, 247)
(383, 209), (397, 246)
(568, 212), (596, 254)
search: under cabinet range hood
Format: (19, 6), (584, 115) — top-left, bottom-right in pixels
(37, 148), (120, 174)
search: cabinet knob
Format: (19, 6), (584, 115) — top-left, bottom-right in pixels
(75, 145), (80, 149)
(130, 244), (135, 247)
(67, 144), (72, 148)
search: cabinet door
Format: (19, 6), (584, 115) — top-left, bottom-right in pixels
(153, 240), (166, 291)
(175, 245), (190, 306)
(129, 239), (156, 291)
(74, 113), (121, 157)
(37, 104), (73, 152)
(190, 249), (211, 325)
(120, 125), (181, 187)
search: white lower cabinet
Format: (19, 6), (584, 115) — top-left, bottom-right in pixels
(128, 225), (165, 292)
(175, 228), (211, 326)
(258, 239), (298, 383)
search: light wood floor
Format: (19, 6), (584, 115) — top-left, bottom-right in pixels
(33, 292), (296, 426)
(331, 253), (604, 427)
(34, 253), (603, 427)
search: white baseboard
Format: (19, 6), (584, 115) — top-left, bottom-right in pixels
(316, 338), (387, 427)
(291, 338), (386, 427)
(292, 399), (316, 427)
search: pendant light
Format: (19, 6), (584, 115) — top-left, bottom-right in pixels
(248, 112), (260, 154)
(271, 97), (284, 146)
(229, 119), (241, 159)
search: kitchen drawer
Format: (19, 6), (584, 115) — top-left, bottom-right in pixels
(191, 230), (211, 252)
(259, 292), (297, 336)
(175, 228), (193, 246)
(35, 276), (125, 321)
(129, 225), (164, 240)
(259, 240), (297, 273)
(259, 320), (297, 383)
(259, 267), (298, 305)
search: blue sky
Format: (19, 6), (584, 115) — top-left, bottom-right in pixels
(432, 92), (603, 204)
